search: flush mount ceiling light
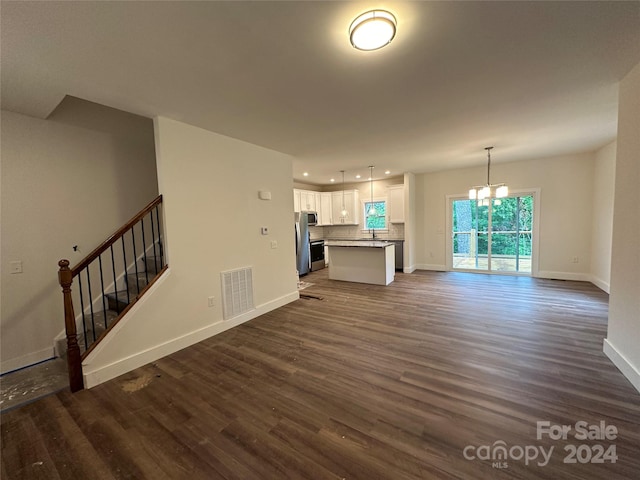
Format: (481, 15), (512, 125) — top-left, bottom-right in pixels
(469, 147), (509, 205)
(349, 10), (397, 51)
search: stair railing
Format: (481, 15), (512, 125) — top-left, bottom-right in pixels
(58, 194), (167, 391)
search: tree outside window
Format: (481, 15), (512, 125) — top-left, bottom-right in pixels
(365, 201), (386, 229)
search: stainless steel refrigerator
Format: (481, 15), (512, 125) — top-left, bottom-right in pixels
(295, 211), (316, 276)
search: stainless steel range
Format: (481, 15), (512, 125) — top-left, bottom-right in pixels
(310, 239), (325, 271)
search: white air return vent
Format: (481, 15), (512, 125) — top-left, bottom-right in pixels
(221, 267), (254, 320)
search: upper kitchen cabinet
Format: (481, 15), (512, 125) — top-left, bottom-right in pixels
(387, 185), (405, 223)
(294, 188), (317, 213)
(293, 188), (359, 225)
(299, 190), (316, 212)
(331, 190), (360, 225)
(293, 189), (301, 213)
(316, 192), (333, 226)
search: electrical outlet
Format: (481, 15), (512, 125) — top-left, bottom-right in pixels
(572, 256), (579, 263)
(261, 227), (269, 235)
(208, 296), (215, 307)
(271, 240), (278, 249)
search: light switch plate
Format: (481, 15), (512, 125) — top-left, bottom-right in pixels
(10, 261), (23, 274)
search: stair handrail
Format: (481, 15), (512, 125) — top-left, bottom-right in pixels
(70, 195), (163, 276)
(58, 194), (165, 392)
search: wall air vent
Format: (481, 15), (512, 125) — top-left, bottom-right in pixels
(221, 267), (254, 320)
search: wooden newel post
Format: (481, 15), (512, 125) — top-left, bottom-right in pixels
(58, 259), (84, 392)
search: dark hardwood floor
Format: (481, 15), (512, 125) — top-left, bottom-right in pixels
(2, 270), (639, 479)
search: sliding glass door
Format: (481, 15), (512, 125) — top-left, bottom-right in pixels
(451, 196), (533, 274)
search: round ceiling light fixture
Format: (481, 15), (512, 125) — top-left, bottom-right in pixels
(349, 10), (397, 51)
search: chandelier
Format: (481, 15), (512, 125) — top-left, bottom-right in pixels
(469, 147), (508, 204)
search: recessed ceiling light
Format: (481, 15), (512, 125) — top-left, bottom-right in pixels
(349, 10), (397, 51)
(330, 178), (335, 182)
(385, 170), (391, 175)
(355, 174), (361, 179)
(303, 172), (309, 177)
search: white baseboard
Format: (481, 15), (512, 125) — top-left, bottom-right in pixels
(403, 264), (417, 273)
(413, 263), (448, 272)
(537, 270), (591, 282)
(1, 347), (55, 375)
(589, 275), (610, 294)
(82, 290), (300, 389)
(603, 339), (640, 394)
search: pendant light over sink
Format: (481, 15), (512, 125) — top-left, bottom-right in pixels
(367, 165), (376, 216)
(340, 170), (349, 220)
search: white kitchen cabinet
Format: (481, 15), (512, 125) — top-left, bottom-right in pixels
(299, 190), (316, 212)
(387, 185), (405, 223)
(293, 189), (301, 213)
(316, 192), (333, 225)
(331, 190), (360, 225)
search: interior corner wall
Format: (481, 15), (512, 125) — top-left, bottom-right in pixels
(403, 172), (416, 272)
(605, 61), (640, 393)
(590, 141), (617, 293)
(413, 152), (596, 279)
(0, 101), (158, 373)
(81, 116), (299, 388)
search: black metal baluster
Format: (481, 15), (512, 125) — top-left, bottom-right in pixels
(141, 213), (149, 284)
(155, 205), (164, 269)
(110, 245), (120, 315)
(86, 266), (96, 343)
(78, 274), (88, 352)
(150, 208), (158, 273)
(121, 235), (131, 306)
(98, 254), (108, 329)
(131, 225), (140, 295)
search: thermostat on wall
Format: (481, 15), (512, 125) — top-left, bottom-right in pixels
(259, 190), (272, 200)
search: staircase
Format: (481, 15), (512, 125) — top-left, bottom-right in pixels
(57, 255), (164, 357)
(58, 195), (166, 391)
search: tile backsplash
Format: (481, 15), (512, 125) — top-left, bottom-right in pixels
(310, 223), (404, 241)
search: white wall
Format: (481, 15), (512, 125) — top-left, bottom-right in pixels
(404, 172), (417, 272)
(82, 117), (299, 387)
(605, 62), (640, 393)
(590, 141), (616, 292)
(0, 99), (158, 373)
(413, 152), (596, 280)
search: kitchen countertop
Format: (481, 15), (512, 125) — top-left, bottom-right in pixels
(326, 238), (404, 242)
(325, 240), (394, 248)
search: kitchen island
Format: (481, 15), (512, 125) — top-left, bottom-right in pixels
(325, 240), (395, 285)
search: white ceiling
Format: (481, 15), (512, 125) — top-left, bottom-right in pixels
(2, 1), (639, 184)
